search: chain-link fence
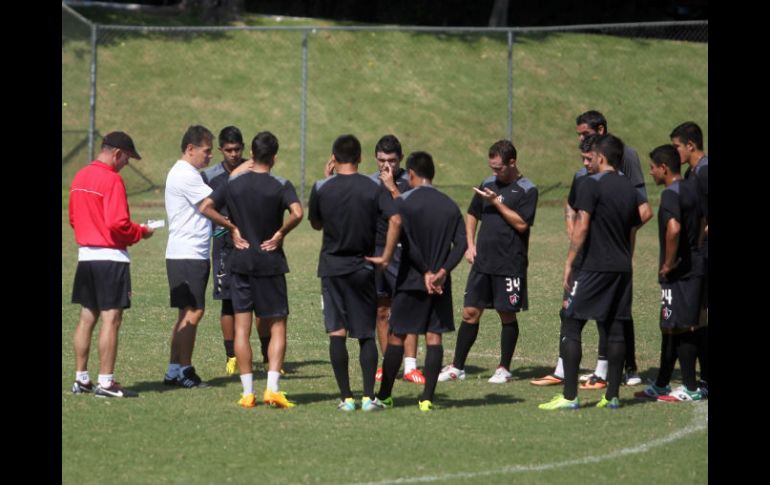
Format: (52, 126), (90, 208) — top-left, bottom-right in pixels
(62, 4), (707, 203)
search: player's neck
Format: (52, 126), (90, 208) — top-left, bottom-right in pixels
(335, 163), (358, 175)
(664, 174), (682, 187)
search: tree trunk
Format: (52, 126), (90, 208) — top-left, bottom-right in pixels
(488, 0), (509, 27)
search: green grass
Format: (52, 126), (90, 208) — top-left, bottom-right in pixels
(62, 8), (707, 200)
(61, 200), (707, 485)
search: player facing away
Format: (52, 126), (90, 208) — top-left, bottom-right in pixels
(308, 134), (401, 411)
(439, 140), (538, 384)
(373, 151), (467, 411)
(539, 134), (642, 410)
(202, 131), (303, 408)
(634, 145), (706, 402)
(369, 134), (425, 385)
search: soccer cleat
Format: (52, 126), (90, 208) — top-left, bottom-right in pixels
(624, 372), (643, 386)
(634, 382), (671, 400)
(530, 374), (563, 386)
(580, 374), (607, 390)
(178, 366), (206, 388)
(375, 367), (383, 382)
(596, 395), (621, 409)
(163, 374), (179, 386)
(488, 366), (513, 384)
(94, 381), (136, 398)
(337, 397), (356, 412)
(238, 393), (257, 408)
(361, 396), (387, 411)
(538, 394), (579, 410)
(438, 364), (465, 382)
(403, 368), (426, 385)
(418, 400), (433, 412)
(379, 396), (394, 408)
(698, 380), (708, 399)
(71, 380), (94, 394)
(657, 385), (703, 402)
(263, 389), (296, 408)
(579, 373), (593, 383)
(225, 357), (238, 376)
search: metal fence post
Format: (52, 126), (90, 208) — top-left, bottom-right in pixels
(88, 23), (98, 161)
(300, 30), (309, 204)
(507, 30), (513, 141)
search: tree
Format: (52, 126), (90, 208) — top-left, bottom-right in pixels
(488, 0), (509, 26)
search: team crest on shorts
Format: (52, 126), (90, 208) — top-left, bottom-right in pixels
(509, 293), (519, 305)
(662, 307), (672, 320)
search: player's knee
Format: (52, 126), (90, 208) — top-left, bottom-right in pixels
(463, 307), (481, 323)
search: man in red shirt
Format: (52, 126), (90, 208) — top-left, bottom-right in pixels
(68, 131), (154, 398)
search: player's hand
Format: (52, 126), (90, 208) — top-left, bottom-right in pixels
(365, 255), (390, 269)
(562, 264), (573, 292)
(260, 230), (284, 252)
(425, 269), (447, 295)
(324, 157), (336, 178)
(380, 163), (396, 192)
(464, 245), (476, 264)
(473, 186), (499, 203)
(232, 226), (250, 250)
(141, 226), (155, 239)
(659, 257), (682, 279)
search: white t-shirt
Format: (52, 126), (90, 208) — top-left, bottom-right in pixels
(164, 160), (213, 260)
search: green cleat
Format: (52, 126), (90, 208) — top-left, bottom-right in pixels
(418, 400), (433, 412)
(380, 396), (394, 408)
(596, 395), (621, 409)
(538, 394), (580, 410)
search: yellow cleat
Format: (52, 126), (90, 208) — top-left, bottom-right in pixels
(418, 400), (433, 412)
(238, 393), (257, 408)
(226, 357), (238, 376)
(263, 389), (296, 408)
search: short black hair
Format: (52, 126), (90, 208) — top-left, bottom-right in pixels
(218, 126), (243, 148)
(375, 134), (403, 158)
(332, 134), (362, 164)
(576, 110), (607, 132)
(669, 121), (704, 150)
(488, 139), (517, 164)
(590, 133), (624, 169)
(405, 151), (435, 180)
(649, 144), (681, 174)
(251, 131), (279, 165)
(579, 133), (598, 153)
(181, 125), (214, 153)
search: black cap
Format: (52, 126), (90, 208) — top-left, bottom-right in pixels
(102, 131), (141, 160)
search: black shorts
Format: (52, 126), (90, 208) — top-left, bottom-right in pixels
(390, 290), (455, 335)
(321, 267), (376, 339)
(374, 244), (401, 299)
(211, 239), (233, 301)
(231, 273), (289, 318)
(463, 269), (528, 313)
(71, 261), (131, 311)
(166, 259), (210, 309)
(660, 276), (704, 331)
(563, 271), (632, 322)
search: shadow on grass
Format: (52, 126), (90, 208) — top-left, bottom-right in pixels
(436, 392), (524, 409)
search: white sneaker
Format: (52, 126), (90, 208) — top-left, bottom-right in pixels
(579, 373), (593, 383)
(488, 366), (512, 384)
(438, 364), (465, 382)
(624, 373), (643, 386)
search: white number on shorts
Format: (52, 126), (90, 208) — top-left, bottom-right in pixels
(505, 277), (520, 292)
(570, 280), (578, 296)
(661, 288), (673, 305)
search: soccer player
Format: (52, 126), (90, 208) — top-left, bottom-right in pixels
(634, 144), (706, 402)
(163, 125), (245, 388)
(539, 134), (642, 410)
(670, 121), (708, 394)
(69, 132), (154, 398)
(308, 134), (401, 411)
(374, 151), (467, 411)
(202, 131), (303, 408)
(369, 134), (425, 385)
(439, 140), (538, 384)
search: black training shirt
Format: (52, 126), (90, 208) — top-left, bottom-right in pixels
(369, 169), (410, 247)
(657, 178), (705, 281)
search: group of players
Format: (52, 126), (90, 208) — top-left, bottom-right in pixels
(68, 110), (708, 411)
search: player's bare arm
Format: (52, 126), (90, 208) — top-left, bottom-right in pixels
(199, 197), (250, 249)
(660, 217), (681, 278)
(366, 214), (402, 268)
(563, 209), (590, 290)
(261, 201), (304, 252)
(464, 211), (478, 264)
(473, 186), (529, 233)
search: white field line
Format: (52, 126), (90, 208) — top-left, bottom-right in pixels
(346, 401), (708, 485)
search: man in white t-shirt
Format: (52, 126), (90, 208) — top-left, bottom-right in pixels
(162, 125), (246, 388)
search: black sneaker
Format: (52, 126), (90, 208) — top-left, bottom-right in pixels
(163, 374), (180, 386)
(71, 380), (94, 394)
(94, 381), (137, 398)
(178, 366), (206, 388)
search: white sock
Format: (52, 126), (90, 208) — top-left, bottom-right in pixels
(166, 363), (180, 378)
(404, 357), (417, 374)
(98, 374), (113, 388)
(267, 371), (281, 392)
(554, 358), (564, 379)
(595, 359), (608, 380)
(76, 371), (90, 384)
(240, 373), (254, 395)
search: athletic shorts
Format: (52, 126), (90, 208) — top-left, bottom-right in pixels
(211, 239), (233, 301)
(562, 270), (632, 322)
(374, 244), (401, 299)
(390, 290), (455, 335)
(166, 259), (210, 309)
(321, 267), (376, 339)
(71, 260), (131, 311)
(220, 299), (234, 317)
(231, 272), (289, 318)
(660, 276), (704, 331)
(463, 269), (528, 313)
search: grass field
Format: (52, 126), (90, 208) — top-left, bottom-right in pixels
(61, 190), (707, 485)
